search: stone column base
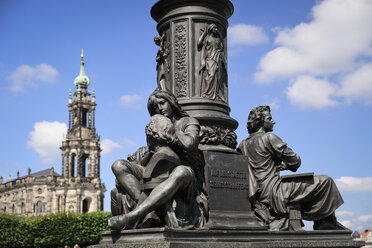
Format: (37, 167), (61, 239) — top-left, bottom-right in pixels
(90, 228), (364, 248)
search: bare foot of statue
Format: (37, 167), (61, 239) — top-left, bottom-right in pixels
(108, 212), (139, 230)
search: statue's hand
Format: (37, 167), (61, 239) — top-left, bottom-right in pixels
(277, 162), (288, 171)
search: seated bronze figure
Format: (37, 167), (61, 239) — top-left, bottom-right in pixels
(108, 89), (207, 230)
(238, 105), (345, 231)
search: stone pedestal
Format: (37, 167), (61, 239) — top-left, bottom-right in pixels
(203, 151), (264, 230)
(90, 228), (364, 248)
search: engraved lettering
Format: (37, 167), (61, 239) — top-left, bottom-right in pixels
(210, 169), (247, 179)
(209, 180), (249, 190)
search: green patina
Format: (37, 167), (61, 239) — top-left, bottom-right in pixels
(74, 49), (90, 91)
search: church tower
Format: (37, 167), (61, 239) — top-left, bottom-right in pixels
(60, 50), (106, 212)
(0, 51), (105, 216)
(62, 50), (100, 179)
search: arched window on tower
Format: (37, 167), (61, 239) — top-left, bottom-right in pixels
(36, 200), (43, 214)
(20, 202), (25, 215)
(82, 155), (89, 178)
(82, 109), (88, 127)
(71, 154), (76, 177)
(82, 198), (90, 213)
(12, 204), (15, 214)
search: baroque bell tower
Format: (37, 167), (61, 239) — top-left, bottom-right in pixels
(62, 50), (100, 179)
(59, 50), (106, 213)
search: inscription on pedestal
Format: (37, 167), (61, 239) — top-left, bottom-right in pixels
(210, 169), (248, 190)
(204, 151), (252, 212)
(203, 151), (263, 229)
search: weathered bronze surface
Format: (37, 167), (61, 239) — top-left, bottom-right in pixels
(151, 0), (238, 149)
(238, 105), (345, 231)
(109, 89), (206, 230)
(100, 1), (363, 248)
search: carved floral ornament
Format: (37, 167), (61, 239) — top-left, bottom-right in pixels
(174, 24), (188, 97)
(199, 125), (237, 148)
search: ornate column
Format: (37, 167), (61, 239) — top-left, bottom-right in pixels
(63, 195), (66, 212)
(61, 155), (65, 177)
(65, 153), (70, 178)
(88, 111), (92, 129)
(151, 0), (263, 230)
(88, 153), (96, 178)
(77, 191), (81, 213)
(151, 0), (238, 150)
(76, 149), (81, 177)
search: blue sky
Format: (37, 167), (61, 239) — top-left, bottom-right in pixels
(1, 0), (372, 231)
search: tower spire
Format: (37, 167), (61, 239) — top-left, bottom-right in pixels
(74, 49), (90, 91)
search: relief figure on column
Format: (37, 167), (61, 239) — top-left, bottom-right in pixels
(198, 23), (227, 102)
(154, 32), (169, 91)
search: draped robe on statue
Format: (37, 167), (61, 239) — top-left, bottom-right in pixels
(238, 131), (344, 230)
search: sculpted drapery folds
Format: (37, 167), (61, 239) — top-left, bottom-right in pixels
(154, 33), (169, 91)
(238, 105), (345, 231)
(198, 23), (227, 102)
(109, 88), (206, 230)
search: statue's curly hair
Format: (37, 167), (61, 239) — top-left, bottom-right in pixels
(145, 114), (178, 151)
(147, 88), (188, 117)
(154, 35), (162, 44)
(247, 105), (271, 134)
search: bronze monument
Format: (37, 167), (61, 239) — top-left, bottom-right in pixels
(91, 1), (364, 247)
(238, 105), (344, 231)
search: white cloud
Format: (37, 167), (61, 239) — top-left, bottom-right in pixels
(255, 46), (306, 83)
(118, 94), (142, 108)
(27, 121), (67, 164)
(7, 64), (59, 92)
(338, 62), (372, 104)
(251, 0), (372, 109)
(255, 0), (372, 83)
(335, 177), (372, 192)
(265, 98), (280, 110)
(336, 211), (372, 231)
(339, 219), (353, 229)
(101, 138), (138, 156)
(121, 138), (138, 149)
(336, 211), (354, 219)
(15, 162), (25, 169)
(228, 24), (268, 46)
(101, 139), (121, 155)
(286, 76), (338, 109)
(357, 215), (372, 223)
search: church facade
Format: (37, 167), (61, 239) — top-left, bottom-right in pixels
(0, 51), (106, 216)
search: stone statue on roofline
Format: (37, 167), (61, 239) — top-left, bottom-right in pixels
(109, 88), (207, 230)
(237, 105), (346, 231)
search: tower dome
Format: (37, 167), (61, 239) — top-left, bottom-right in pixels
(74, 49), (90, 91)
